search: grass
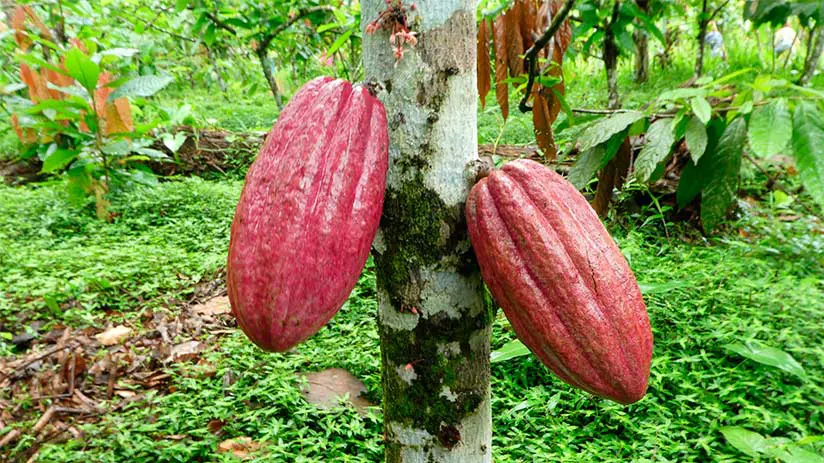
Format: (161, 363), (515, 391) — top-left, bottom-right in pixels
(1, 174), (822, 462)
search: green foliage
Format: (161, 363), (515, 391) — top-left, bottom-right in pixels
(791, 101), (824, 208)
(685, 116), (708, 163)
(700, 117), (746, 233)
(634, 117), (675, 182)
(725, 341), (807, 379)
(748, 98), (792, 159)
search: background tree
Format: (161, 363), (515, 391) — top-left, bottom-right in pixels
(362, 0), (492, 461)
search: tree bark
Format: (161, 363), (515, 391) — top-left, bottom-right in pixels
(362, 1), (492, 462)
(799, 25), (824, 86)
(604, 2), (621, 110)
(633, 0), (650, 83)
(694, 0), (708, 78)
(256, 48), (283, 109)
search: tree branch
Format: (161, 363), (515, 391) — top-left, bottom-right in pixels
(258, 5), (335, 53)
(519, 0), (576, 113)
(204, 11), (237, 36)
(708, 0), (732, 22)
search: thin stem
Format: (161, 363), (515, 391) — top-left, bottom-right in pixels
(519, 0), (576, 113)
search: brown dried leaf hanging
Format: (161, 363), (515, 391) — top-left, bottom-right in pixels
(477, 19), (492, 109)
(503, 6), (524, 79)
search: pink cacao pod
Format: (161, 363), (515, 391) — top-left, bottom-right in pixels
(227, 77), (389, 352)
(466, 159), (652, 404)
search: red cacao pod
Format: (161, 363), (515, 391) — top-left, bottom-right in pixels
(227, 77), (389, 352)
(466, 159), (652, 404)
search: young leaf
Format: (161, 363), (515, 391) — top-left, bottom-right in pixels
(690, 96), (712, 124)
(63, 47), (100, 94)
(685, 116), (708, 164)
(634, 118), (675, 183)
(748, 98), (792, 158)
(577, 111), (645, 152)
(108, 75), (174, 100)
(791, 101), (824, 208)
(40, 149), (79, 173)
(720, 427), (769, 457)
(725, 341), (806, 379)
(701, 117), (745, 233)
(490, 339), (530, 363)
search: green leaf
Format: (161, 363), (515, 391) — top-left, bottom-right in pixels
(748, 98), (792, 158)
(701, 117), (745, 233)
(658, 87), (707, 101)
(725, 341), (807, 379)
(774, 445), (824, 463)
(791, 101), (824, 208)
(568, 130), (626, 190)
(691, 96), (712, 124)
(491, 339), (531, 363)
(634, 118), (675, 183)
(721, 427), (768, 457)
(326, 27), (354, 55)
(108, 75), (174, 100)
(162, 132), (187, 153)
(685, 117), (708, 164)
(41, 149), (80, 173)
(63, 47), (100, 94)
(576, 111), (645, 153)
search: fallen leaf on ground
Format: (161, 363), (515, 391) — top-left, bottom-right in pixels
(218, 437), (260, 459)
(95, 326), (132, 346)
(297, 368), (374, 415)
(192, 296), (231, 317)
(167, 340), (206, 363)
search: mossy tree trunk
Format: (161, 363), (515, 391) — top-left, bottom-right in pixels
(362, 1), (492, 462)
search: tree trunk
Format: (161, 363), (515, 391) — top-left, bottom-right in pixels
(633, 0), (650, 83)
(362, 1), (492, 462)
(694, 0), (708, 78)
(256, 48), (283, 109)
(604, 2), (621, 110)
(799, 25), (824, 86)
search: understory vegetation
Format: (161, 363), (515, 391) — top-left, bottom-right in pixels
(2, 0), (824, 461)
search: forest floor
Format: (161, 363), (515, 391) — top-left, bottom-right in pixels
(1, 57), (824, 462)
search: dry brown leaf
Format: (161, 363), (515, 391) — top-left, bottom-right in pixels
(22, 6), (53, 40)
(298, 368), (374, 416)
(20, 63), (49, 103)
(492, 16), (509, 120)
(477, 19), (492, 109)
(503, 6), (524, 79)
(11, 113), (37, 144)
(167, 340), (206, 363)
(102, 98), (134, 135)
(95, 326), (131, 346)
(532, 88), (556, 159)
(44, 67), (74, 100)
(191, 296), (231, 317)
(218, 437), (260, 459)
(11, 7), (31, 51)
(519, 0), (539, 50)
